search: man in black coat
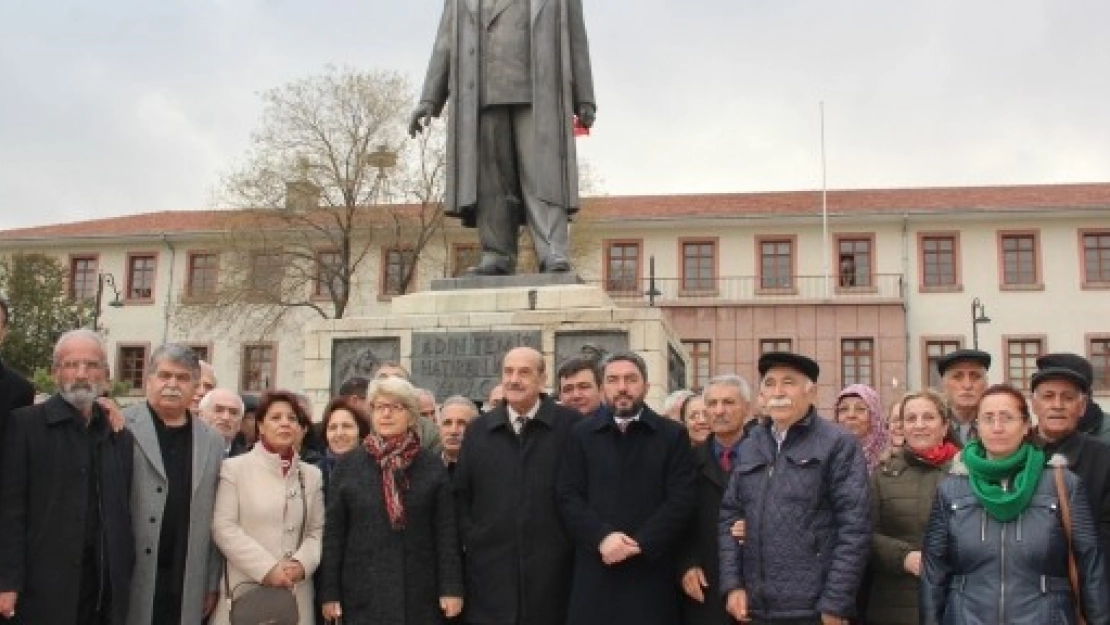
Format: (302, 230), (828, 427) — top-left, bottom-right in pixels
(0, 329), (134, 625)
(557, 351), (697, 625)
(679, 374), (754, 625)
(1031, 362), (1110, 552)
(0, 296), (35, 478)
(453, 346), (579, 625)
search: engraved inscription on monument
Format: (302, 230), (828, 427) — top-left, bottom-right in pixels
(411, 331), (542, 400)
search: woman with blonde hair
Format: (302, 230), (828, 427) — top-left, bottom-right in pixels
(320, 376), (463, 625)
(868, 389), (958, 625)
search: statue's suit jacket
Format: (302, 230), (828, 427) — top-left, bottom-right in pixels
(124, 403), (225, 625)
(418, 0), (595, 226)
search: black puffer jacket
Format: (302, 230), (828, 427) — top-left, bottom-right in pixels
(718, 409), (871, 621)
(921, 454), (1110, 625)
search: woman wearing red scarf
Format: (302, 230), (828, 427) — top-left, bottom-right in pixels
(211, 390), (326, 625)
(320, 376), (463, 625)
(866, 389), (959, 625)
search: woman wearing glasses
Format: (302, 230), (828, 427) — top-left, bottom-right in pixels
(921, 384), (1109, 625)
(867, 389), (958, 625)
(320, 376), (463, 625)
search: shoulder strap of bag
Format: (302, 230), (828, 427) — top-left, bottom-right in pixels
(1054, 465), (1087, 625)
(224, 463), (311, 601)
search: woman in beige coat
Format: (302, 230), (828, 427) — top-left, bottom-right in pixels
(211, 390), (326, 625)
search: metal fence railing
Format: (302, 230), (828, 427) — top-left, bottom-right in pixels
(584, 273), (905, 306)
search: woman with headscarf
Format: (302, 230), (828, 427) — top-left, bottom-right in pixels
(319, 376), (463, 625)
(835, 383), (890, 474)
(921, 384), (1109, 625)
(867, 389), (959, 625)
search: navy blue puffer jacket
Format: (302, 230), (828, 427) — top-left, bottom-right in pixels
(718, 409), (871, 621)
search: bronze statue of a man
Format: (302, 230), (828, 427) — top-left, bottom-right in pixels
(409, 0), (596, 275)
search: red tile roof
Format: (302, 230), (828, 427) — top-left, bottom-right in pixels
(2, 183), (1108, 241)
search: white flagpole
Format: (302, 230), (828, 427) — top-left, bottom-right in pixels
(821, 101), (830, 298)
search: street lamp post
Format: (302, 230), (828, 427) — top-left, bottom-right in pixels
(92, 273), (124, 332)
(971, 297), (992, 350)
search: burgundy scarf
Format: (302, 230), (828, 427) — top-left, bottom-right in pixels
(910, 441), (959, 467)
(260, 439), (295, 476)
(364, 430), (421, 530)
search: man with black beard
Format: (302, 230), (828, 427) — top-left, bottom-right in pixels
(558, 351), (696, 625)
(0, 329), (134, 624)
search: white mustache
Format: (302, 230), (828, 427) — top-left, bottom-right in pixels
(161, 390), (183, 398)
(765, 398), (793, 409)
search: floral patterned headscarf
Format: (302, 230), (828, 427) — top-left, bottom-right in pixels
(836, 384), (889, 473)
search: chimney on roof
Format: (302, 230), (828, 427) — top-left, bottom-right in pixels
(285, 156), (320, 211)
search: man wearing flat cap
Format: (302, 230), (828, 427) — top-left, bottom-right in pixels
(1038, 352), (1110, 444)
(1031, 354), (1110, 551)
(718, 352), (870, 625)
(937, 349), (991, 445)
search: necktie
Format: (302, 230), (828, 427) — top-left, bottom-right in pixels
(616, 418), (631, 433)
(513, 415), (526, 436)
(720, 449), (732, 472)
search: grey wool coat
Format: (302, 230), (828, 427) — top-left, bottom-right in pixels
(319, 446), (463, 625)
(124, 403), (226, 625)
(416, 0), (595, 225)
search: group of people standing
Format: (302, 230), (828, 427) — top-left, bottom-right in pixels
(2, 310), (1110, 625)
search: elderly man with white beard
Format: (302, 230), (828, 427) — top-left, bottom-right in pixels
(0, 329), (135, 625)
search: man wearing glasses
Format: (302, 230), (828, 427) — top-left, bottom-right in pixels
(1031, 353), (1110, 551)
(0, 329), (134, 625)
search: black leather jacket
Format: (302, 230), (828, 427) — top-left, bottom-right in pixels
(921, 454), (1109, 625)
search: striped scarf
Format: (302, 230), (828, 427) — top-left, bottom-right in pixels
(364, 429), (421, 530)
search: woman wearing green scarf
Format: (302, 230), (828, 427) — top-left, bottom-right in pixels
(921, 384), (1109, 625)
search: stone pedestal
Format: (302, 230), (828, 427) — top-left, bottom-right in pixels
(302, 282), (687, 413)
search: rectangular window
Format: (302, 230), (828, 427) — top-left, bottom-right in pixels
(70, 256), (98, 300)
(185, 344), (210, 364)
(1000, 233), (1039, 286)
(381, 248), (415, 296)
(1090, 338), (1110, 392)
(315, 250), (345, 298)
(681, 240), (716, 292)
(250, 252), (284, 294)
(126, 254), (156, 300)
(1082, 231), (1110, 285)
(841, 338), (874, 387)
(921, 235), (958, 287)
(604, 241), (641, 292)
(682, 340), (712, 392)
(925, 340), (962, 388)
(758, 238), (794, 289)
(452, 243), (481, 278)
(241, 343), (276, 392)
(116, 345), (148, 393)
(837, 236), (873, 288)
(1006, 338), (1043, 389)
(186, 252), (218, 298)
(760, 338), (793, 354)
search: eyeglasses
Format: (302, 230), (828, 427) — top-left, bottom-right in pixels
(976, 413), (1024, 428)
(371, 402), (406, 413)
(58, 360), (105, 371)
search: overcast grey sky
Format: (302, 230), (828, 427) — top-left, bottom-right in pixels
(2, 0), (1108, 230)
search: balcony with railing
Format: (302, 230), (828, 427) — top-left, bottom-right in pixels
(587, 273), (906, 307)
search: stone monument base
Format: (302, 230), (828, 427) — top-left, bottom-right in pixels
(302, 283), (687, 412)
